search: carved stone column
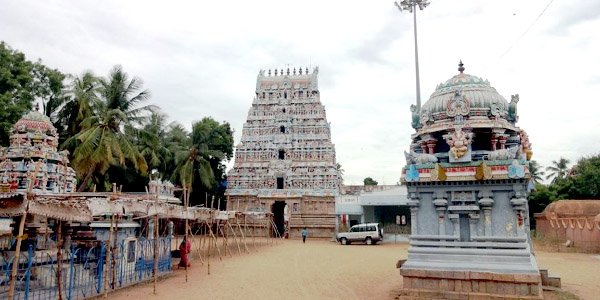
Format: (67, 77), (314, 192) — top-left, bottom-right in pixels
(478, 191), (495, 237)
(419, 142), (428, 154)
(510, 192), (528, 237)
(408, 192), (420, 235)
(449, 214), (459, 238)
(426, 141), (437, 154)
(469, 213), (480, 239)
(498, 135), (508, 150)
(490, 135), (498, 151)
(433, 194), (448, 236)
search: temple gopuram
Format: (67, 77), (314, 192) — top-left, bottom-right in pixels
(399, 62), (542, 299)
(0, 109), (77, 193)
(226, 67), (341, 238)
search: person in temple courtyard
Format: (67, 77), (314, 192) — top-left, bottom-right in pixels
(301, 227), (308, 243)
(178, 236), (191, 269)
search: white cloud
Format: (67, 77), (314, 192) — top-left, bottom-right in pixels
(1, 0), (598, 185)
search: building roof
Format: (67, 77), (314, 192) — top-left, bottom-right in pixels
(420, 62), (510, 126)
(544, 200), (600, 219)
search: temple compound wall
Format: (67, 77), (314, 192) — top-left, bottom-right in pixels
(398, 62), (542, 299)
(535, 200), (600, 253)
(226, 67), (341, 238)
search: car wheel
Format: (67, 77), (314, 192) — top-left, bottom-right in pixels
(340, 238), (348, 245)
(366, 237), (373, 245)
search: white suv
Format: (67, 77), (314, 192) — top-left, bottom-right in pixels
(336, 223), (383, 245)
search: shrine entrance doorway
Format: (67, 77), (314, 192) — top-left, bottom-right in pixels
(271, 201), (286, 237)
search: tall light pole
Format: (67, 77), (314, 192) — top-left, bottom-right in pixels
(395, 0), (430, 112)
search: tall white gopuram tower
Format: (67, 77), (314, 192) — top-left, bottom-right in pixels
(226, 67), (340, 238)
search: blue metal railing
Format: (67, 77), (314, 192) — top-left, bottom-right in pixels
(0, 237), (171, 300)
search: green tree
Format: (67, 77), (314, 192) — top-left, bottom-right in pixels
(133, 112), (171, 174)
(555, 155), (600, 199)
(527, 183), (557, 228)
(69, 66), (153, 191)
(545, 157), (570, 183)
(57, 71), (98, 146)
(99, 65), (156, 125)
(363, 177), (378, 186)
(528, 160), (545, 183)
(173, 117), (233, 207)
(0, 42), (65, 146)
(35, 62), (66, 122)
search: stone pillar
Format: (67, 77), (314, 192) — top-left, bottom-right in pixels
(478, 191), (494, 237)
(426, 141), (436, 154)
(433, 197), (448, 236)
(419, 142), (428, 154)
(498, 136), (507, 150)
(408, 193), (420, 235)
(449, 214), (459, 238)
(490, 135), (498, 151)
(510, 196), (528, 237)
(469, 213), (479, 239)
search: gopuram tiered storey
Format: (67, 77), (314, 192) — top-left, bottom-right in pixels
(399, 62), (542, 299)
(226, 67), (340, 238)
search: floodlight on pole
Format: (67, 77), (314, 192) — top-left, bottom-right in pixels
(395, 0), (430, 112)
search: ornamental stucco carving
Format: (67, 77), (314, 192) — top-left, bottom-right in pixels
(446, 89), (470, 118)
(444, 127), (473, 160)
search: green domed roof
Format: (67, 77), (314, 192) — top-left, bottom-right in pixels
(420, 63), (509, 124)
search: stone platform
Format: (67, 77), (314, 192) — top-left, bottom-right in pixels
(398, 269), (542, 299)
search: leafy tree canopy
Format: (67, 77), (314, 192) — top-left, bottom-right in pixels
(0, 41), (64, 146)
(363, 177), (378, 186)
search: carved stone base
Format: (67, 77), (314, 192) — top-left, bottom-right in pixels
(398, 269), (542, 299)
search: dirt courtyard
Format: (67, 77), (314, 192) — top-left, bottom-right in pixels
(109, 238), (600, 300)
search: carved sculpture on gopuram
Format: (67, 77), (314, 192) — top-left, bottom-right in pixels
(399, 62), (542, 299)
(444, 126), (473, 160)
(226, 67), (341, 238)
(0, 109), (77, 194)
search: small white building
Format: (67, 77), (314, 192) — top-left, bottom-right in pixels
(335, 185), (410, 237)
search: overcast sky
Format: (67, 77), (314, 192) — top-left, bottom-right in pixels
(1, 0), (599, 185)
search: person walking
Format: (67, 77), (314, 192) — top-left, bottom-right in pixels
(301, 227), (308, 243)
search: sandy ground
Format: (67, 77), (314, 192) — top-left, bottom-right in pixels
(108, 238), (600, 300)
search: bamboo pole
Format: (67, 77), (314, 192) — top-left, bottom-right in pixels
(8, 160), (41, 299)
(112, 214), (119, 288)
(104, 212), (115, 298)
(236, 218), (250, 254)
(56, 220), (64, 300)
(227, 221), (242, 254)
(207, 220), (211, 275)
(218, 222), (231, 257)
(184, 185), (189, 282)
(7, 212), (27, 299)
(152, 188), (159, 295)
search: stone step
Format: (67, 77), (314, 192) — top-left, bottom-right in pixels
(539, 268), (561, 289)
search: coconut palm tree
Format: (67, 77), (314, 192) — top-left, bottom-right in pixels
(68, 66), (154, 191)
(98, 65), (157, 125)
(58, 71), (98, 145)
(131, 112), (171, 174)
(546, 157), (570, 183)
(70, 107), (147, 191)
(528, 160), (545, 183)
